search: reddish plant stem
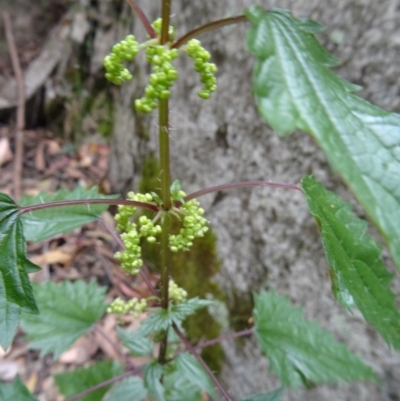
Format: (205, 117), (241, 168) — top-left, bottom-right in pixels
(172, 15), (248, 49)
(99, 216), (125, 249)
(192, 328), (254, 352)
(140, 268), (160, 297)
(99, 216), (161, 297)
(64, 368), (142, 401)
(184, 180), (302, 202)
(2, 11), (25, 200)
(125, 0), (156, 38)
(18, 198), (158, 215)
(173, 323), (234, 401)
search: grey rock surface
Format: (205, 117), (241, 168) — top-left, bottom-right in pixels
(109, 1), (400, 400)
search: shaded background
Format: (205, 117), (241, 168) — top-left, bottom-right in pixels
(1, 0), (400, 400)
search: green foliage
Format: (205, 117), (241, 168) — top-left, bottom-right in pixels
(0, 301), (20, 350)
(104, 377), (147, 401)
(143, 362), (165, 401)
(164, 353), (216, 401)
(0, 376), (39, 401)
(240, 388), (283, 401)
(55, 360), (123, 401)
(21, 280), (107, 359)
(19, 186), (117, 243)
(4, 4), (400, 401)
(301, 176), (400, 349)
(140, 158), (224, 372)
(137, 298), (212, 336)
(0, 193), (39, 317)
(117, 326), (154, 356)
(253, 290), (377, 388)
(246, 6), (400, 269)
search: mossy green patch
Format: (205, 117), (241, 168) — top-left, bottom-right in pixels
(138, 155), (161, 196)
(228, 290), (254, 347)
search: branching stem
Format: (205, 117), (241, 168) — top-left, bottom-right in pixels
(64, 368), (142, 401)
(192, 328), (254, 352)
(172, 15), (248, 49)
(125, 0), (156, 38)
(18, 199), (158, 216)
(184, 180), (302, 202)
(173, 323), (234, 401)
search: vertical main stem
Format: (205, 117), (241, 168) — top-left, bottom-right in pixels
(160, 0), (171, 44)
(158, 99), (172, 365)
(158, 0), (173, 364)
(158, 99), (171, 210)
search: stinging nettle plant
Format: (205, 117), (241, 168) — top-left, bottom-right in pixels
(1, 1), (400, 400)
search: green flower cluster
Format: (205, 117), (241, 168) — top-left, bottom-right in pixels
(114, 192), (160, 275)
(103, 35), (140, 85)
(114, 184), (208, 274)
(135, 45), (179, 113)
(139, 215), (162, 243)
(107, 297), (147, 317)
(169, 198), (209, 252)
(104, 18), (218, 113)
(169, 279), (188, 303)
(186, 39), (217, 99)
(151, 18), (175, 41)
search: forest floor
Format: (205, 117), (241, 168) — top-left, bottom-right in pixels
(0, 2), (155, 400)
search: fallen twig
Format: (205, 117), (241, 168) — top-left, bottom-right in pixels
(2, 11), (25, 199)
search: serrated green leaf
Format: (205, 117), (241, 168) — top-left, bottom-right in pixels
(55, 360), (123, 401)
(301, 176), (400, 349)
(170, 180), (181, 194)
(0, 193), (39, 314)
(253, 290), (377, 388)
(0, 301), (20, 350)
(170, 298), (212, 323)
(143, 362), (165, 401)
(164, 353), (216, 401)
(138, 298), (212, 336)
(116, 326), (154, 356)
(103, 377), (147, 401)
(21, 280), (107, 359)
(241, 388), (283, 401)
(0, 376), (38, 401)
(246, 6), (400, 268)
(19, 186), (117, 243)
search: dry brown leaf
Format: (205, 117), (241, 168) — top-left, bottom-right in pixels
(45, 139), (61, 155)
(85, 229), (115, 243)
(2, 343), (27, 361)
(31, 249), (72, 266)
(41, 376), (62, 401)
(59, 334), (98, 365)
(95, 315), (121, 360)
(26, 371), (38, 392)
(45, 157), (71, 176)
(78, 143), (95, 167)
(0, 360), (20, 381)
(35, 141), (46, 171)
(102, 210), (116, 230)
(0, 137), (13, 166)
(117, 280), (141, 299)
